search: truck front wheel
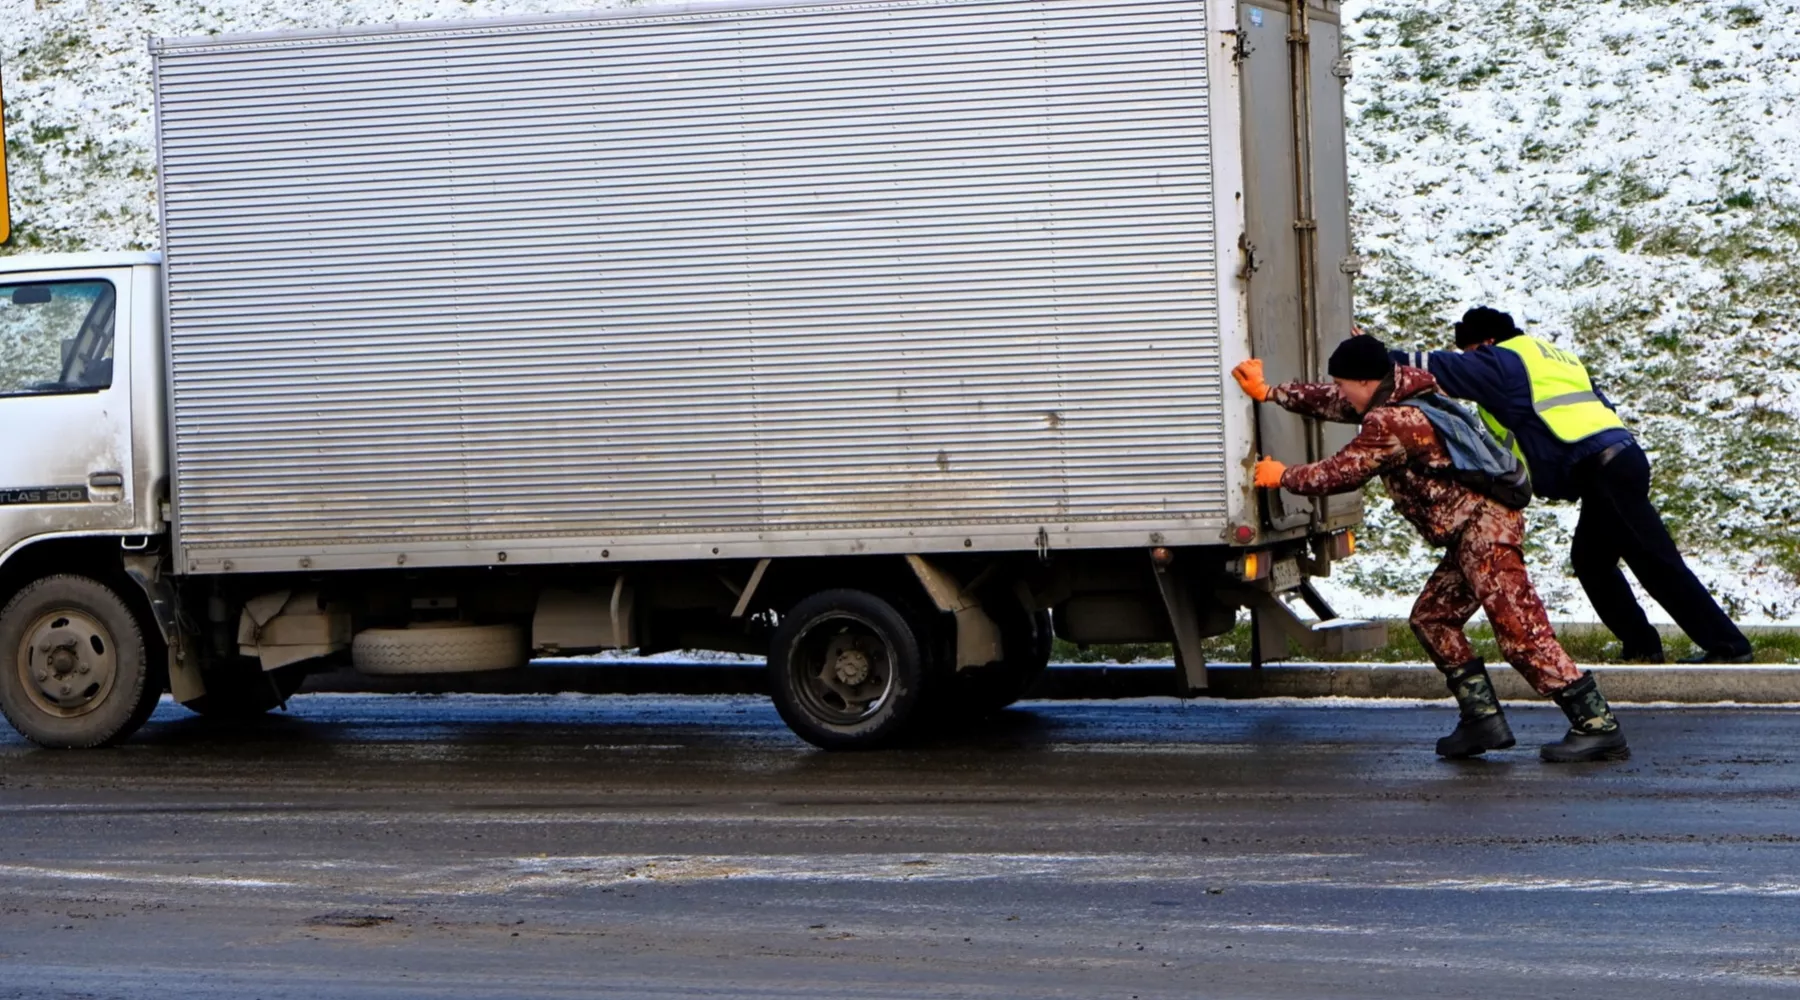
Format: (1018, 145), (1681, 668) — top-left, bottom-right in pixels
(768, 589), (929, 750)
(0, 575), (163, 748)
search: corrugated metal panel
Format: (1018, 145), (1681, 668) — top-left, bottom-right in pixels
(154, 0), (1226, 559)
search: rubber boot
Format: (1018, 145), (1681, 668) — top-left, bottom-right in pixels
(1436, 660), (1515, 758)
(1540, 672), (1630, 762)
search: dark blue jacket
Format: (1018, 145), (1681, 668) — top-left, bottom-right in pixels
(1389, 345), (1634, 501)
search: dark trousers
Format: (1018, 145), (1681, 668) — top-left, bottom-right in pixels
(1569, 442), (1750, 659)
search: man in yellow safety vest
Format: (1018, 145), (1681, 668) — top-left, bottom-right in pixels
(1391, 307), (1752, 665)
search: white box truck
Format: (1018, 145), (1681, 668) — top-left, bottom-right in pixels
(0, 0), (1379, 750)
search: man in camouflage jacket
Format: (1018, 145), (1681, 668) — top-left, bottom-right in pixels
(1231, 335), (1629, 763)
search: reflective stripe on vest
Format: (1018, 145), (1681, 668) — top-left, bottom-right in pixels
(1493, 336), (1627, 444)
(1478, 404), (1529, 474)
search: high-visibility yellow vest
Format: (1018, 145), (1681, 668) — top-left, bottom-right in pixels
(1477, 335), (1627, 471)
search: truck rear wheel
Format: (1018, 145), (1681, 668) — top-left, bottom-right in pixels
(768, 589), (929, 750)
(0, 575), (163, 748)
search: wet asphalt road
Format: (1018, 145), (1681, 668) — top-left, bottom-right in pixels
(1, 694), (1797, 999)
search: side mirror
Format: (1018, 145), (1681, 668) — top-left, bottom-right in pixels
(12, 285), (52, 306)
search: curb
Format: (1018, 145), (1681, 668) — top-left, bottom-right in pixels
(295, 661), (1800, 704)
(1168, 663), (1800, 703)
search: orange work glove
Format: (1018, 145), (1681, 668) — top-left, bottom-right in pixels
(1231, 359), (1270, 401)
(1254, 455), (1287, 489)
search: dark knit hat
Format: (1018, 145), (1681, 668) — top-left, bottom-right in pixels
(1327, 334), (1393, 380)
(1454, 306), (1522, 349)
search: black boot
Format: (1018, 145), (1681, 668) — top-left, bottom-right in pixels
(1541, 672), (1630, 762)
(1676, 646), (1753, 664)
(1436, 660), (1515, 758)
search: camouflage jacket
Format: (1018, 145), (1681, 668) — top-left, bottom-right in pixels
(1266, 365), (1521, 548)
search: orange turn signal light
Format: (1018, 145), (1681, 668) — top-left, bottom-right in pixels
(1240, 551), (1270, 581)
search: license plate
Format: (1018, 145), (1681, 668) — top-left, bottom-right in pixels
(1272, 558), (1302, 592)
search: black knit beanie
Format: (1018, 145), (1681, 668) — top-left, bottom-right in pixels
(1327, 334), (1393, 380)
(1454, 306), (1522, 349)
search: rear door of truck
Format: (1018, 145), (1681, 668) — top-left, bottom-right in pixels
(1239, 0), (1359, 533)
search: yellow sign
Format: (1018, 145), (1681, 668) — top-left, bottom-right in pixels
(0, 71), (10, 245)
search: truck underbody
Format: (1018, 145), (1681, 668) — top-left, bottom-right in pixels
(0, 528), (1372, 749)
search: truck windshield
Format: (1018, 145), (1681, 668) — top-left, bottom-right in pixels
(0, 279), (116, 397)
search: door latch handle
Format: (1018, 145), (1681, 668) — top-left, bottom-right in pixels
(89, 472), (124, 489)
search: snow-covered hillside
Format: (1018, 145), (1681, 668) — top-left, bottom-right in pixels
(1335, 0), (1800, 624)
(3, 0), (1796, 622)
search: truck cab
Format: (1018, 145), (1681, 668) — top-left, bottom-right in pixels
(0, 253), (166, 555)
(0, 254), (173, 745)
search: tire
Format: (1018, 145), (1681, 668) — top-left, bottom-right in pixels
(352, 622), (527, 675)
(181, 659), (307, 719)
(0, 574), (163, 748)
(951, 608), (1054, 717)
(768, 589), (930, 750)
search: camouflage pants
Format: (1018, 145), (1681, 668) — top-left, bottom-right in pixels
(1409, 511), (1583, 696)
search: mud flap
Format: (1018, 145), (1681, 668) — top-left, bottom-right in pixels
(903, 554), (1002, 669)
(122, 553), (205, 702)
(1153, 556), (1211, 694)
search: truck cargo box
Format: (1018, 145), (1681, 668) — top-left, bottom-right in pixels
(151, 0), (1354, 575)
